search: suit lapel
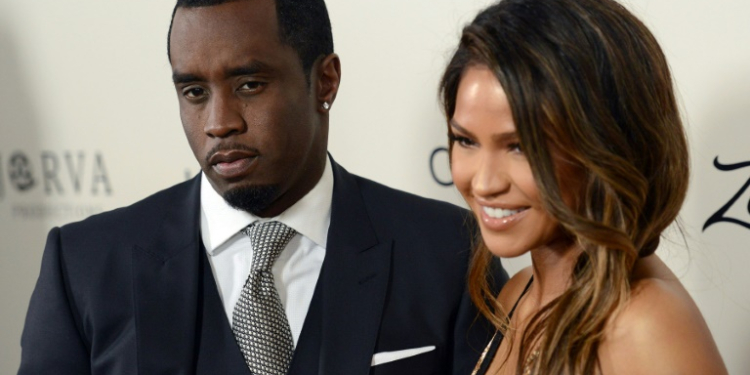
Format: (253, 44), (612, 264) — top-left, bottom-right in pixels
(316, 160), (393, 375)
(132, 176), (204, 374)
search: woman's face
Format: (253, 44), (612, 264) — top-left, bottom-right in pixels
(450, 65), (563, 258)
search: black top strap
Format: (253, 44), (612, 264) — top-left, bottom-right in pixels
(474, 275), (534, 375)
(507, 275), (534, 318)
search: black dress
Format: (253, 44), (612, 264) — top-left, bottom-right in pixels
(472, 277), (534, 375)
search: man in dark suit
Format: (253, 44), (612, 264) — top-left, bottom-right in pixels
(18, 0), (507, 374)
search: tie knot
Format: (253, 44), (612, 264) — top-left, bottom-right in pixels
(242, 221), (296, 271)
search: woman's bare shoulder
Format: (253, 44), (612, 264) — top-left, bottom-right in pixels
(598, 256), (727, 374)
(496, 266), (533, 312)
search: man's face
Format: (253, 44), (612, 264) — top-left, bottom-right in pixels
(169, 0), (328, 217)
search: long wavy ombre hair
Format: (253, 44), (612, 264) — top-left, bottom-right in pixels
(440, 0), (689, 373)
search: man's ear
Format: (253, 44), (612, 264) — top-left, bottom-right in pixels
(315, 53), (341, 113)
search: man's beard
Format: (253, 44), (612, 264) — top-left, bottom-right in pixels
(222, 185), (279, 215)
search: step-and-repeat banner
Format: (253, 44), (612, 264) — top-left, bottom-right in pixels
(1, 0), (748, 372)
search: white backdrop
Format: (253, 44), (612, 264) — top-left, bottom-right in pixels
(1, 0), (748, 373)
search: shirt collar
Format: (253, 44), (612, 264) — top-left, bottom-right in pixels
(200, 156), (333, 254)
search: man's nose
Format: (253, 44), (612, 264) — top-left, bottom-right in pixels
(204, 93), (245, 138)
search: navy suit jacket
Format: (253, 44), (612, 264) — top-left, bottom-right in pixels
(19, 159), (507, 374)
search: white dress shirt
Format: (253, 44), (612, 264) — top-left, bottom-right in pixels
(199, 158), (332, 345)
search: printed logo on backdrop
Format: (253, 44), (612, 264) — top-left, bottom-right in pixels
(703, 156), (750, 231)
(430, 147), (453, 186)
(0, 150), (113, 220)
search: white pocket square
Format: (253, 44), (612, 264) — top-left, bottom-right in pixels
(371, 345), (437, 366)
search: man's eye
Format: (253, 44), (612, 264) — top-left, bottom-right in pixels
(183, 87), (206, 99)
(239, 81), (265, 92)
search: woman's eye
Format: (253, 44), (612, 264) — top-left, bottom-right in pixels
(509, 142), (523, 153)
(450, 134), (475, 148)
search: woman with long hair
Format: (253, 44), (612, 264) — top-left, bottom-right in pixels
(440, 0), (727, 373)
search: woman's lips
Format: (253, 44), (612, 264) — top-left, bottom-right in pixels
(479, 205), (529, 231)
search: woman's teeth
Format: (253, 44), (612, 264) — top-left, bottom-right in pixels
(482, 206), (526, 219)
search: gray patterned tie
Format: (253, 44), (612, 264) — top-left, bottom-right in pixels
(232, 221), (296, 375)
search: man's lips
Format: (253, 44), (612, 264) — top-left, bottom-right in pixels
(208, 150), (259, 178)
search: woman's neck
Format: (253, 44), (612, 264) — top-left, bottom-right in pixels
(527, 240), (581, 308)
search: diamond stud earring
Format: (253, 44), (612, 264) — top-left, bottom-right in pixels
(322, 102), (330, 110)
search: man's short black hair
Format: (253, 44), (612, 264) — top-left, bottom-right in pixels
(167, 0), (334, 82)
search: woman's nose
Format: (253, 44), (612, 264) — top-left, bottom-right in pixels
(472, 153), (510, 198)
